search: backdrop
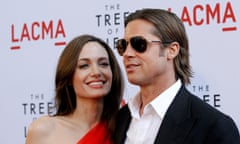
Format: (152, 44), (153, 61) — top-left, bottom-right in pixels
(1, 0), (239, 143)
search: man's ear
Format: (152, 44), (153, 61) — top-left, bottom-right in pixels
(167, 42), (180, 60)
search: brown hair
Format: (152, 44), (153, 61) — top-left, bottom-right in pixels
(54, 34), (124, 138)
(125, 8), (193, 84)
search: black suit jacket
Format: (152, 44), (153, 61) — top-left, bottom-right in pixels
(114, 86), (240, 144)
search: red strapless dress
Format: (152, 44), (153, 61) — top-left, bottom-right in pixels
(77, 122), (111, 144)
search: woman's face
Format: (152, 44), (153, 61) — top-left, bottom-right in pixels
(72, 41), (112, 99)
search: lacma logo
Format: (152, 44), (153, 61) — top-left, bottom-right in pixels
(174, 1), (238, 32)
(11, 19), (66, 50)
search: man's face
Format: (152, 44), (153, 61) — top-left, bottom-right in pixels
(122, 19), (170, 87)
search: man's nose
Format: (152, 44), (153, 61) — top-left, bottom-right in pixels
(123, 44), (135, 57)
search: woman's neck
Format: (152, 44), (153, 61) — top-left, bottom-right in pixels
(69, 98), (104, 129)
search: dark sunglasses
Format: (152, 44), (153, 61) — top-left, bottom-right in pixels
(116, 36), (172, 56)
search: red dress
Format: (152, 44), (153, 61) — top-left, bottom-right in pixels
(77, 122), (111, 144)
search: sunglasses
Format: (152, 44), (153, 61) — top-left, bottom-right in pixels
(116, 36), (172, 56)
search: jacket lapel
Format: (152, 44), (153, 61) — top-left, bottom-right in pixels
(114, 105), (132, 144)
(154, 86), (196, 144)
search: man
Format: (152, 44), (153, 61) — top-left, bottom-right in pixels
(114, 8), (240, 144)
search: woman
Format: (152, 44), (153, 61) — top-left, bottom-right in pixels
(26, 34), (124, 144)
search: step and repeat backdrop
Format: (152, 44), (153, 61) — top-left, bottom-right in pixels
(0, 0), (239, 143)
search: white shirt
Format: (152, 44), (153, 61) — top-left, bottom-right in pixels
(125, 80), (182, 144)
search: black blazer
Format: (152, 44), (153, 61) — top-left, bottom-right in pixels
(114, 86), (240, 144)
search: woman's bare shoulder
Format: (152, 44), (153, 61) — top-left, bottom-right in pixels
(25, 115), (56, 144)
(29, 115), (55, 133)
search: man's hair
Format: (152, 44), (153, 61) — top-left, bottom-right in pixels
(125, 8), (193, 84)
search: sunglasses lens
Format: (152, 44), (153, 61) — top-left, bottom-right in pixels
(116, 37), (148, 56)
(116, 39), (127, 56)
(130, 37), (147, 53)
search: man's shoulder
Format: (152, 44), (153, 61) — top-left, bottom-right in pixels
(176, 86), (232, 122)
(118, 104), (130, 117)
(182, 88), (238, 128)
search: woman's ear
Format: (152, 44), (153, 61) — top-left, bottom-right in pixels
(167, 42), (180, 60)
